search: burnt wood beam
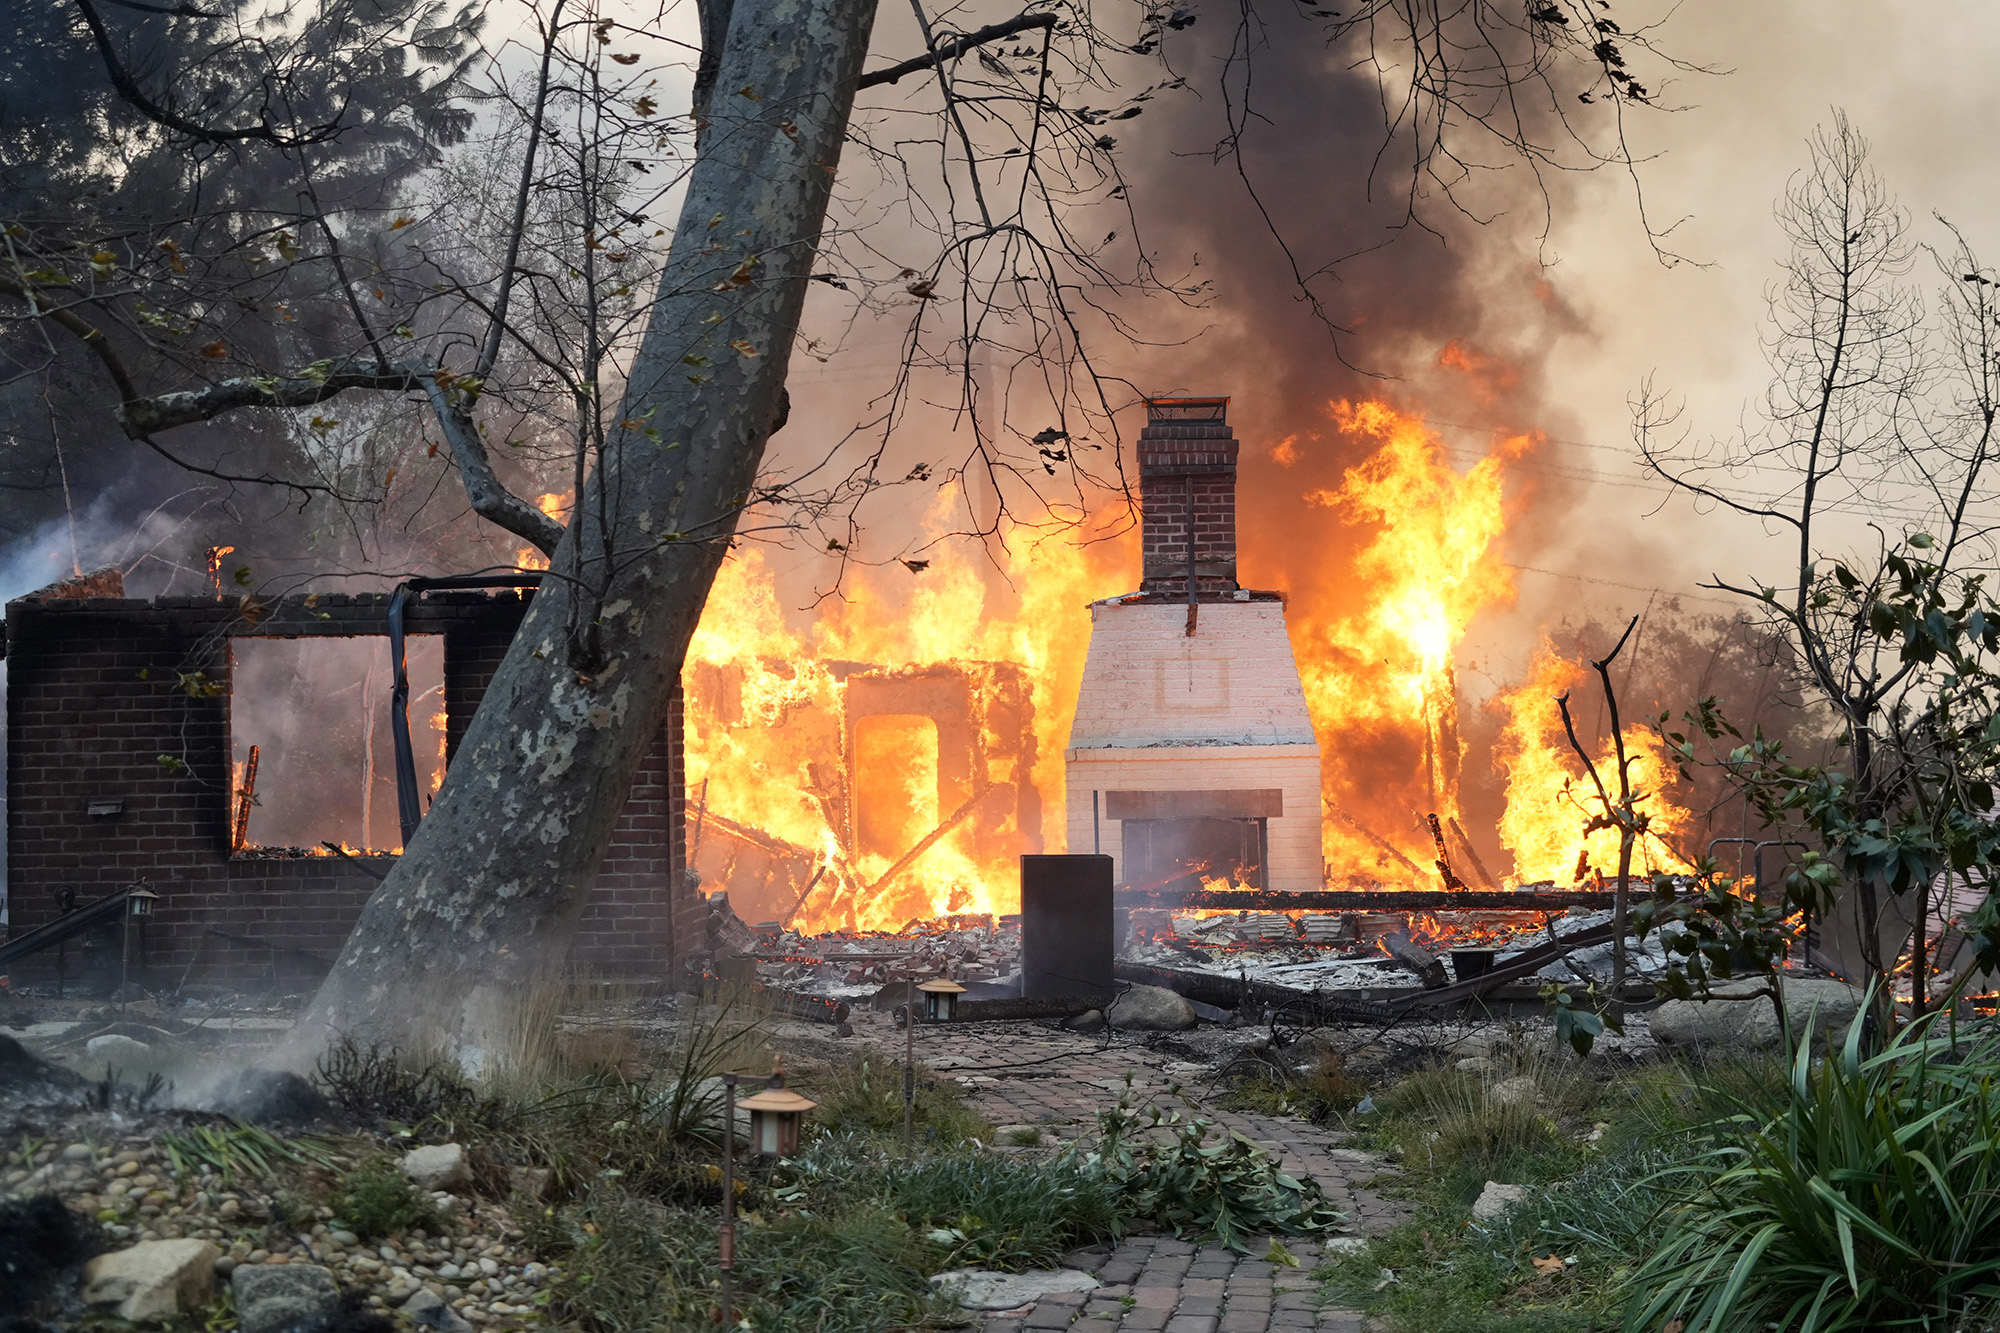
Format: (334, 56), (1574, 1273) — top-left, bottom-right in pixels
(1114, 889), (1619, 912)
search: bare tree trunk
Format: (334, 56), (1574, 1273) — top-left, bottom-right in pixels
(1610, 829), (1633, 1025)
(286, 0), (881, 1067)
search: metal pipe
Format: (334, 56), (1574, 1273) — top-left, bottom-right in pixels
(720, 1073), (737, 1327)
(1184, 473), (1198, 636)
(387, 574), (544, 847)
(902, 976), (915, 1152)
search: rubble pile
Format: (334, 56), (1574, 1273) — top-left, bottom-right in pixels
(711, 898), (1022, 1004)
(1119, 907), (1686, 993)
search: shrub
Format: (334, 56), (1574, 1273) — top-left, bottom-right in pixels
(315, 1040), (517, 1137)
(332, 1160), (438, 1241)
(1627, 1009), (2000, 1333)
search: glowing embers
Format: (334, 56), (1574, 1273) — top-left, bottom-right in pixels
(229, 635), (445, 856)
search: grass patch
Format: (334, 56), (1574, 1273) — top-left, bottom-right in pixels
(1218, 1042), (1370, 1122)
(1368, 1065), (1581, 1201)
(782, 1136), (1118, 1270)
(801, 1052), (993, 1147)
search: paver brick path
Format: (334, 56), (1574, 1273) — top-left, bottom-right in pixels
(983, 1237), (1380, 1333)
(891, 1022), (1407, 1331)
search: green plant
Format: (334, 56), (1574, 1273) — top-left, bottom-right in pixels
(774, 1134), (1116, 1271)
(1075, 1080), (1346, 1250)
(160, 1123), (339, 1184)
(803, 1051), (993, 1146)
(1627, 1006), (2000, 1332)
(331, 1160), (439, 1241)
(1370, 1065), (1581, 1198)
(544, 1181), (952, 1333)
(1003, 1126), (1043, 1147)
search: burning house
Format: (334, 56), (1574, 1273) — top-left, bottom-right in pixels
(0, 572), (698, 989)
(1066, 398), (1324, 894)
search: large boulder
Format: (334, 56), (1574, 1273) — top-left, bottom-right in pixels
(400, 1144), (470, 1193)
(82, 1238), (220, 1321)
(82, 1033), (177, 1081)
(233, 1262), (340, 1333)
(1650, 977), (1866, 1050)
(1107, 985), (1197, 1032)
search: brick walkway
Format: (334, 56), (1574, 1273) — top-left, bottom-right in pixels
(981, 1237), (1378, 1333)
(884, 1021), (1403, 1331)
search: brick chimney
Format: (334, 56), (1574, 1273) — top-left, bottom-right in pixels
(1138, 397), (1238, 596)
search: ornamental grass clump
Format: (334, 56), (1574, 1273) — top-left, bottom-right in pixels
(1627, 1004), (2000, 1333)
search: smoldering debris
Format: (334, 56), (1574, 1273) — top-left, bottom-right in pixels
(0, 1192), (103, 1320)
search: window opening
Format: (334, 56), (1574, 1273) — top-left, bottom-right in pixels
(229, 636), (445, 855)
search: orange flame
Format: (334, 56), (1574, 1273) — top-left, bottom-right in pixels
(683, 395), (1698, 924)
(684, 491), (1133, 931)
(1294, 400), (1530, 883)
(515, 492), (569, 571)
(1491, 646), (1694, 883)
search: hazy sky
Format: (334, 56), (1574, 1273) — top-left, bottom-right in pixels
(759, 0), (2000, 689)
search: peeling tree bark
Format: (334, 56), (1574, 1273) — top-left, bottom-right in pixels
(287, 0), (881, 1065)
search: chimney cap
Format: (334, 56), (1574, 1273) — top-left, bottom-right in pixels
(1145, 396), (1228, 423)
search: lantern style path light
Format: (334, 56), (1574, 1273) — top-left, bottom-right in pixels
(122, 885), (159, 1015)
(917, 977), (966, 1023)
(718, 1056), (817, 1328)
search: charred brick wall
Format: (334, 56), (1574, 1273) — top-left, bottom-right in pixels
(1138, 397), (1240, 596)
(2, 589), (692, 988)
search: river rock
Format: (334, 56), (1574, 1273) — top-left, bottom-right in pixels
(400, 1287), (474, 1332)
(400, 1144), (470, 1193)
(1649, 977), (1866, 1049)
(931, 1267), (1100, 1310)
(233, 1262), (340, 1333)
(1106, 985), (1197, 1032)
(82, 1239), (221, 1321)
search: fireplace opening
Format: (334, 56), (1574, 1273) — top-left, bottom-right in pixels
(1103, 788), (1283, 893)
(1121, 816), (1268, 893)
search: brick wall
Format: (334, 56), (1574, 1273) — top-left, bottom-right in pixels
(1138, 398), (1240, 596)
(3, 589), (693, 989)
